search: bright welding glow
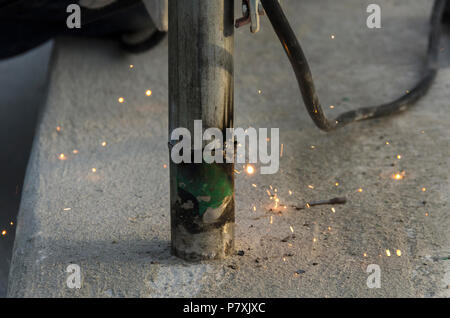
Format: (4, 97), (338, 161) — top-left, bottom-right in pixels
(246, 165), (255, 175)
(392, 172), (405, 180)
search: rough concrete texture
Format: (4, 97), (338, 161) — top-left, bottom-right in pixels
(7, 0), (450, 297)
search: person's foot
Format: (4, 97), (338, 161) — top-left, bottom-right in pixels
(120, 25), (166, 54)
(76, 0), (167, 54)
(0, 0), (166, 60)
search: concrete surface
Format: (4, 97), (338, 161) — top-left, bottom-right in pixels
(0, 42), (53, 297)
(7, 0), (450, 297)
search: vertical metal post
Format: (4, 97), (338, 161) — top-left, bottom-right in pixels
(169, 0), (235, 260)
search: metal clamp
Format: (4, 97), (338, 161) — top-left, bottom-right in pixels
(235, 0), (265, 33)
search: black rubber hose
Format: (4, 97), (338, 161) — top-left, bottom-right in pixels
(260, 0), (447, 131)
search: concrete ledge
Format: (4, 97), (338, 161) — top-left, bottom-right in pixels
(8, 0), (449, 297)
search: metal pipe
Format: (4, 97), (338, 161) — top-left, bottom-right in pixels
(168, 0), (235, 261)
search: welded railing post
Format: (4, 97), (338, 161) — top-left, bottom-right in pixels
(168, 0), (235, 260)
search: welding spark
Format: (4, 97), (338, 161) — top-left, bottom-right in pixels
(385, 249), (391, 257)
(246, 165), (255, 175)
(396, 249), (402, 257)
(146, 90), (152, 96)
(392, 171), (405, 181)
(92, 168), (97, 173)
(58, 153), (67, 161)
(101, 141), (107, 147)
(118, 97), (125, 103)
(1, 230), (6, 236)
(73, 149), (79, 154)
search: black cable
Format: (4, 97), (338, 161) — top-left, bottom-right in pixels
(260, 0), (447, 131)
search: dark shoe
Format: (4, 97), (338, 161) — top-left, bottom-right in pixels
(0, 0), (164, 60)
(120, 26), (166, 54)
